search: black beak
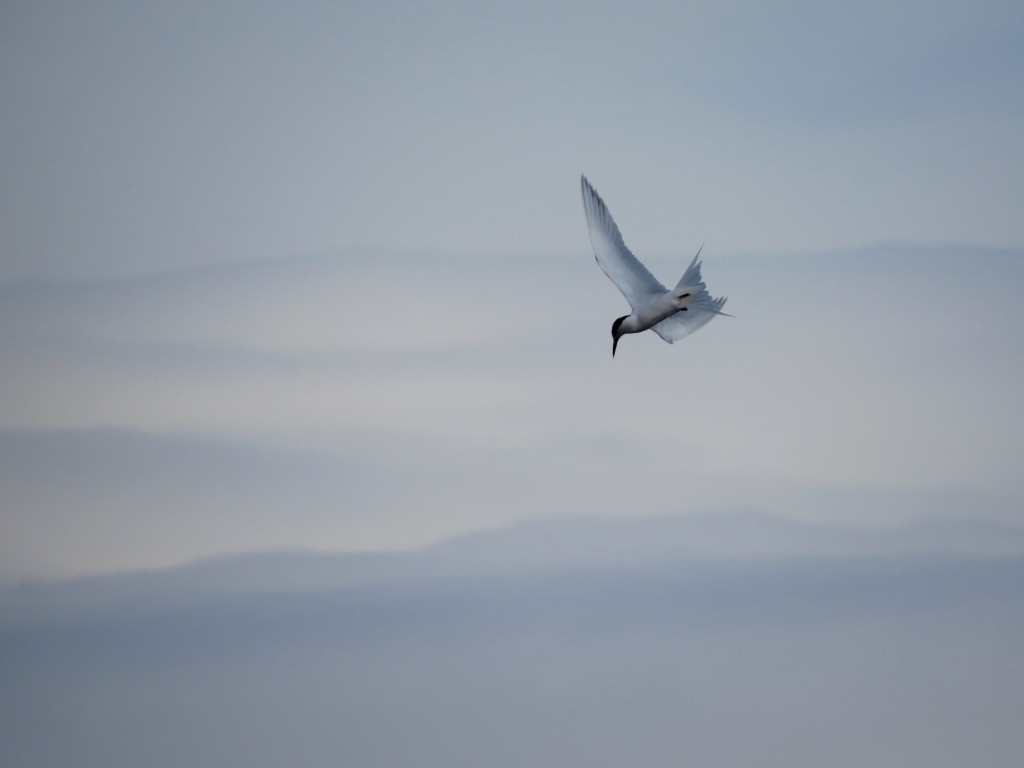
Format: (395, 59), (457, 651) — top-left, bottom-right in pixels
(612, 336), (619, 358)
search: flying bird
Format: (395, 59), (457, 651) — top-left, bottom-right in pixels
(580, 175), (729, 357)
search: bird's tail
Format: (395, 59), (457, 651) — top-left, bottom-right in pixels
(674, 246), (732, 316)
(673, 244), (706, 295)
(693, 295), (731, 316)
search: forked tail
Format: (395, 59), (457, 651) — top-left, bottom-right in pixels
(674, 245), (732, 316)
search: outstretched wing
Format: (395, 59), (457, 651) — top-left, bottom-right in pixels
(650, 295), (729, 343)
(581, 175), (666, 312)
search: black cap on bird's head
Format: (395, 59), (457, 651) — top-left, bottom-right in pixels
(611, 315), (628, 358)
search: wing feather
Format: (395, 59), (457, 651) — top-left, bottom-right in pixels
(580, 176), (665, 311)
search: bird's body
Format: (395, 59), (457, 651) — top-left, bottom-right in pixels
(580, 175), (729, 356)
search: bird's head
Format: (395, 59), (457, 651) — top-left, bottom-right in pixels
(611, 315), (628, 358)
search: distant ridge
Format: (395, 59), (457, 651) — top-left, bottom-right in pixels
(3, 512), (1023, 627)
(423, 511), (1024, 570)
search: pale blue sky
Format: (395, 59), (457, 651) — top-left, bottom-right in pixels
(2, 1), (1022, 281)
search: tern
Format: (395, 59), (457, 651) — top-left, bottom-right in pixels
(581, 175), (729, 357)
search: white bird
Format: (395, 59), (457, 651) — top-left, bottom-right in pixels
(580, 175), (729, 357)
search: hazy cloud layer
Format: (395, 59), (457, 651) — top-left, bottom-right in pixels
(1, 247), (1022, 578)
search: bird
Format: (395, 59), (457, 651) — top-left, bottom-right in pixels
(580, 175), (729, 357)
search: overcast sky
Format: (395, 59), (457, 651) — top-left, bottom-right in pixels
(3, 5), (1024, 766)
(2, 1), (1022, 281)
(1, 1), (1023, 582)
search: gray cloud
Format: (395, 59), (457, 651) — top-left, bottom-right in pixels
(0, 428), (367, 578)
